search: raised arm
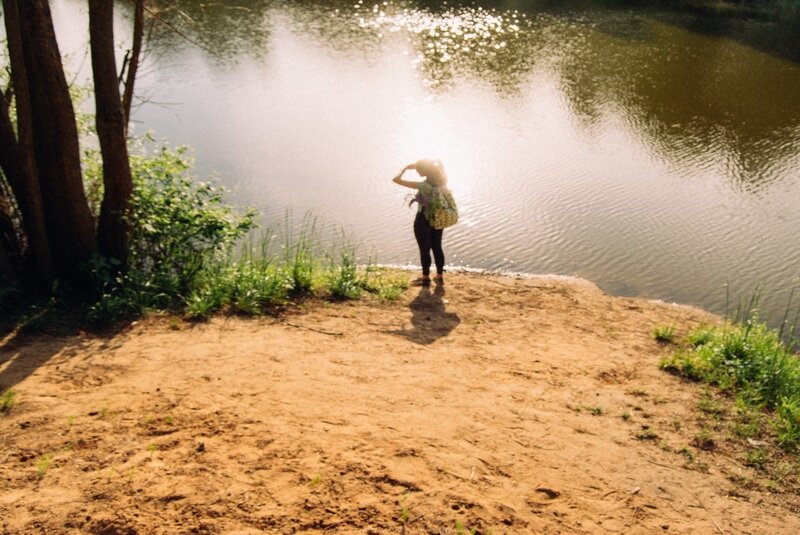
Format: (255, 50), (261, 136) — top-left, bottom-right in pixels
(392, 163), (421, 189)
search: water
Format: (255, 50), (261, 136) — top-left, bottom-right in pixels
(48, 0), (800, 325)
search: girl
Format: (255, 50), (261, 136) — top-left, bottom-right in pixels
(392, 159), (448, 286)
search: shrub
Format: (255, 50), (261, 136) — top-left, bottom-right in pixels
(88, 143), (257, 321)
(126, 145), (257, 295)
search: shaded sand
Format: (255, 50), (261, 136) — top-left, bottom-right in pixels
(1, 272), (798, 534)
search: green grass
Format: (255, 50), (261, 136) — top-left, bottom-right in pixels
(1, 389), (17, 413)
(35, 454), (52, 479)
(182, 222), (408, 319)
(326, 247), (363, 301)
(661, 313), (800, 451)
(652, 324), (678, 344)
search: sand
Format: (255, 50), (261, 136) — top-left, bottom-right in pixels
(1, 272), (798, 534)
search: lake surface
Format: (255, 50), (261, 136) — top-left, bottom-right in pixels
(50, 0), (800, 325)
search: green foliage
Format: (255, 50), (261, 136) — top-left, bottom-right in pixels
(652, 324), (677, 343)
(661, 316), (800, 452)
(35, 454), (52, 479)
(84, 140), (406, 323)
(186, 259), (292, 319)
(326, 247), (363, 300)
(283, 213), (320, 294)
(776, 397), (800, 449)
(89, 142), (257, 322)
(1, 389), (17, 414)
(361, 266), (409, 301)
(127, 145), (257, 294)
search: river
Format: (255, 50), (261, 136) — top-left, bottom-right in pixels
(48, 0), (800, 326)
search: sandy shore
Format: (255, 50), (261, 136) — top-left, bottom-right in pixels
(1, 272), (798, 534)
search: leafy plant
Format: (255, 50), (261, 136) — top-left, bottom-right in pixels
(87, 142), (257, 321)
(327, 247), (362, 300)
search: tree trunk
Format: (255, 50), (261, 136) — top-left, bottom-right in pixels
(122, 0), (145, 132)
(0, 0), (55, 285)
(18, 0), (97, 281)
(90, 0), (134, 267)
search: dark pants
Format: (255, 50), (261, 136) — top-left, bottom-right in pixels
(414, 211), (444, 277)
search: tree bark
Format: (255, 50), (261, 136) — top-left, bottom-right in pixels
(18, 0), (97, 280)
(0, 0), (55, 285)
(90, 0), (134, 267)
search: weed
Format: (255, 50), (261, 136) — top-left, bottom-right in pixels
(731, 409), (763, 439)
(309, 474), (322, 486)
(399, 493), (410, 528)
(692, 429), (716, 451)
(744, 448), (769, 470)
(454, 520), (477, 535)
(652, 325), (677, 344)
(326, 244), (363, 301)
(776, 397), (800, 449)
(590, 406), (603, 416)
(362, 266), (408, 300)
(146, 443), (159, 452)
(697, 392), (727, 419)
(686, 326), (714, 347)
(627, 388), (648, 397)
(35, 454), (52, 479)
(621, 410), (631, 421)
(635, 426), (658, 441)
(1, 389), (17, 413)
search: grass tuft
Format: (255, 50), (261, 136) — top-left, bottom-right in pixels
(1, 389), (17, 414)
(652, 324), (677, 344)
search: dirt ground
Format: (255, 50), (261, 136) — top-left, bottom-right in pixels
(1, 272), (799, 534)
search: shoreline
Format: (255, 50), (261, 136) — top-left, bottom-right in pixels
(378, 263), (711, 312)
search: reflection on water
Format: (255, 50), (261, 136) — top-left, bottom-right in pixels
(52, 0), (800, 324)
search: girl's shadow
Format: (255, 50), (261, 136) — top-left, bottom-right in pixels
(392, 285), (460, 345)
